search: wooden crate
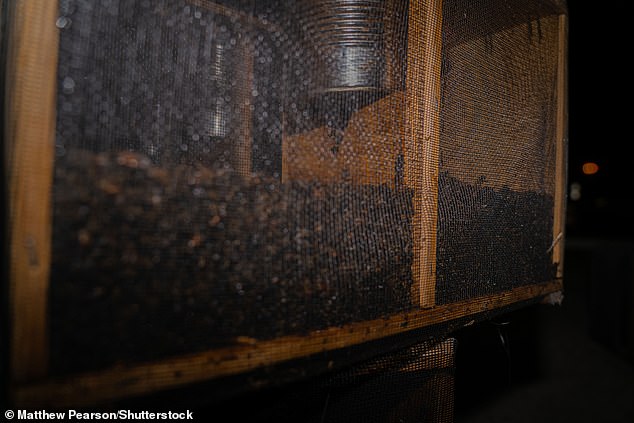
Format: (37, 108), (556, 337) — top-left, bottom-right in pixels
(4, 0), (567, 407)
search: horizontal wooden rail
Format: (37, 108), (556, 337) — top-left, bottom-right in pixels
(13, 279), (562, 408)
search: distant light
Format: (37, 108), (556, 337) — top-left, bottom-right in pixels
(570, 182), (581, 201)
(582, 162), (599, 175)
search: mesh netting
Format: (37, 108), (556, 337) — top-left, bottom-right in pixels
(435, 0), (563, 303)
(314, 338), (456, 423)
(196, 338), (456, 423)
(44, 0), (565, 375)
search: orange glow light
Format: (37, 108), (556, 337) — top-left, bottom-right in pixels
(582, 162), (599, 175)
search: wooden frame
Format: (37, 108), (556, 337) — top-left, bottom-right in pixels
(6, 0), (59, 383)
(5, 0), (567, 409)
(553, 14), (568, 279)
(13, 281), (560, 407)
(405, 0), (443, 309)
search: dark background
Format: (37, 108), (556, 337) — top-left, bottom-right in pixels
(564, 1), (631, 241)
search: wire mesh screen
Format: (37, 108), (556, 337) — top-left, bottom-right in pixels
(435, 0), (564, 303)
(313, 339), (456, 423)
(210, 338), (456, 423)
(37, 0), (567, 378)
(49, 0), (415, 375)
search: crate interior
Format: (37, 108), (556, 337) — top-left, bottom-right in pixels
(17, 0), (567, 379)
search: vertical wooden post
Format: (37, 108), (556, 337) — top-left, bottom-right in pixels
(405, 0), (443, 308)
(553, 14), (568, 279)
(6, 0), (59, 382)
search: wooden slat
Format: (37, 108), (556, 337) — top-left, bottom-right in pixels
(6, 0), (59, 383)
(344, 91), (405, 186)
(282, 125), (346, 183)
(405, 0), (443, 308)
(553, 14), (568, 278)
(12, 279), (562, 408)
(282, 92), (406, 186)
